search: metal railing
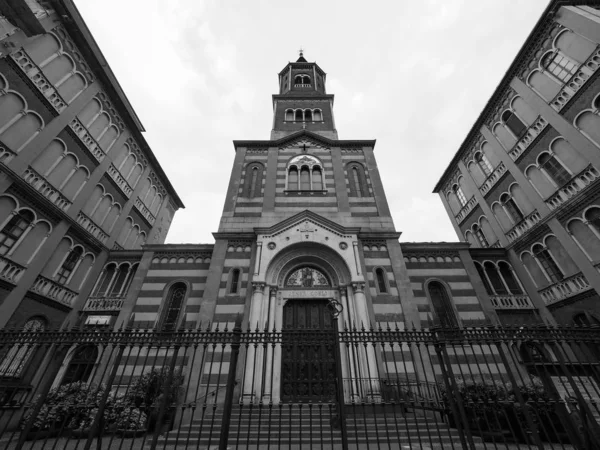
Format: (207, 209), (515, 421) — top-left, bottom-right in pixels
(1, 324), (599, 449)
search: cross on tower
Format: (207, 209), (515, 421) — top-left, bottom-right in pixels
(298, 47), (304, 58)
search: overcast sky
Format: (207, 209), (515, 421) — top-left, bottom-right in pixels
(75, 0), (549, 244)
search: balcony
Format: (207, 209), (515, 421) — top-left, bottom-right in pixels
(23, 167), (72, 211)
(0, 142), (17, 165)
(0, 255), (25, 285)
(506, 210), (541, 243)
(69, 117), (106, 163)
(76, 211), (109, 244)
(545, 164), (600, 211)
(490, 294), (535, 310)
(294, 84), (311, 88)
(550, 49), (600, 112)
(30, 274), (78, 308)
(508, 116), (548, 161)
(539, 272), (591, 306)
(107, 164), (133, 198)
(479, 162), (507, 196)
(455, 196), (477, 224)
(83, 296), (125, 312)
(134, 197), (156, 225)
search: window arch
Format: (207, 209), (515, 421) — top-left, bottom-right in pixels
(585, 207), (600, 233)
(294, 74), (311, 86)
(295, 110), (303, 121)
(475, 151), (493, 177)
(0, 317), (46, 377)
(532, 243), (563, 283)
(0, 209), (34, 255)
(55, 246), (83, 285)
(472, 224), (488, 248)
(500, 192), (524, 224)
(538, 152), (571, 187)
(498, 262), (523, 294)
(158, 282), (187, 331)
(501, 110), (527, 138)
(541, 50), (578, 82)
(61, 345), (98, 385)
(286, 155), (325, 192)
(228, 268), (241, 294)
(313, 109), (322, 121)
(285, 109), (294, 121)
(304, 109), (312, 121)
(243, 163), (264, 198)
(484, 262), (508, 295)
(453, 184), (467, 207)
(475, 262), (493, 295)
(426, 280), (459, 328)
(347, 163), (368, 197)
(374, 267), (389, 294)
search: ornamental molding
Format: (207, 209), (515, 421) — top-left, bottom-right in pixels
(484, 88), (517, 130)
(277, 99), (330, 103)
(53, 25), (96, 84)
(280, 138), (329, 151)
(126, 137), (148, 168)
(340, 149), (364, 154)
(149, 172), (167, 197)
(96, 91), (125, 131)
(151, 252), (212, 264)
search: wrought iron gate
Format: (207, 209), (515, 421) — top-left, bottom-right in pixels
(0, 324), (599, 449)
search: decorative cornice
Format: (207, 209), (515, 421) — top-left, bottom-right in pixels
(143, 243), (214, 252)
(233, 130), (375, 150)
(254, 210), (360, 239)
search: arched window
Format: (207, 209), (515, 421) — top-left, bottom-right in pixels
(0, 210), (34, 255)
(285, 266), (330, 287)
(502, 110), (527, 138)
(484, 262), (508, 295)
(313, 109), (322, 121)
(473, 224), (488, 248)
(110, 263), (137, 296)
(585, 207), (600, 232)
(300, 166), (310, 190)
(61, 345), (98, 385)
(375, 268), (388, 294)
(243, 163), (264, 198)
(55, 247), (83, 285)
(295, 110), (303, 121)
(294, 75), (303, 85)
(542, 51), (577, 82)
(229, 269), (241, 294)
(288, 166), (299, 190)
(312, 167), (323, 190)
(348, 163), (368, 197)
(285, 109), (294, 121)
(0, 317), (45, 377)
(304, 109), (312, 121)
(498, 262), (523, 294)
(427, 281), (458, 328)
(500, 193), (524, 224)
(475, 152), (493, 177)
(538, 153), (571, 186)
(475, 263), (494, 295)
(93, 263), (116, 296)
(303, 75), (311, 84)
(533, 244), (563, 283)
(159, 283), (187, 331)
(453, 185), (467, 207)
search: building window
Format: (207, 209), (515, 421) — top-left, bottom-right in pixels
(229, 269), (241, 294)
(573, 313), (600, 326)
(585, 207), (600, 233)
(484, 262), (508, 295)
(159, 283), (187, 331)
(498, 262), (523, 294)
(375, 268), (388, 294)
(500, 193), (524, 224)
(294, 74), (311, 86)
(533, 244), (563, 283)
(243, 163), (264, 198)
(295, 110), (303, 121)
(314, 109), (322, 121)
(539, 153), (571, 186)
(61, 345), (98, 385)
(427, 281), (458, 328)
(475, 262), (494, 295)
(286, 155), (325, 192)
(285, 109), (294, 121)
(348, 163), (368, 197)
(305, 109), (312, 121)
(0, 210), (33, 255)
(475, 152), (493, 177)
(542, 51), (578, 82)
(453, 184), (467, 207)
(473, 224), (488, 248)
(285, 266), (330, 287)
(502, 110), (527, 138)
(55, 247), (83, 285)
(0, 317), (46, 378)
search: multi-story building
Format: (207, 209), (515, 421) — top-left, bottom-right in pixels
(0, 0), (183, 344)
(434, 2), (600, 326)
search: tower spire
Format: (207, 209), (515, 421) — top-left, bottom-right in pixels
(297, 47), (307, 62)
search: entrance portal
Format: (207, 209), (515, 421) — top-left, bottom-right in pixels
(281, 299), (338, 402)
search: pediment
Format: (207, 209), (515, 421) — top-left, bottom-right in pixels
(255, 210), (360, 240)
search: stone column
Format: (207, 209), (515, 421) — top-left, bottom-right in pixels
(262, 287), (277, 402)
(339, 286), (359, 401)
(243, 282), (265, 401)
(352, 282), (380, 399)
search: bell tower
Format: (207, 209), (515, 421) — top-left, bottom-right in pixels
(271, 51), (338, 140)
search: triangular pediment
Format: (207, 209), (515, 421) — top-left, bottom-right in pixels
(254, 210), (360, 239)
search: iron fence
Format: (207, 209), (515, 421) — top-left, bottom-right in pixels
(0, 323), (598, 449)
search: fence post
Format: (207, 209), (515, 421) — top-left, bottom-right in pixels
(219, 315), (242, 450)
(332, 314), (349, 450)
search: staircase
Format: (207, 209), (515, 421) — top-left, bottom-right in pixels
(155, 405), (474, 448)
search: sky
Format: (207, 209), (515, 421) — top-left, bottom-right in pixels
(74, 0), (549, 244)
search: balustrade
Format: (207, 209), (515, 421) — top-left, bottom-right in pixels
(10, 50), (68, 113)
(0, 142), (17, 164)
(0, 255), (25, 285)
(76, 211), (109, 243)
(508, 116), (548, 161)
(83, 296), (125, 312)
(134, 197), (156, 225)
(455, 196), (477, 224)
(23, 167), (72, 211)
(550, 49), (600, 112)
(490, 294), (535, 310)
(479, 162), (507, 196)
(545, 165), (600, 210)
(107, 164), (133, 197)
(539, 272), (591, 306)
(69, 118), (105, 163)
(30, 274), (77, 307)
(506, 210), (541, 243)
